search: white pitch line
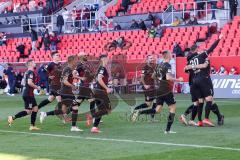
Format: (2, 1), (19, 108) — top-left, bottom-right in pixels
(0, 130), (239, 152)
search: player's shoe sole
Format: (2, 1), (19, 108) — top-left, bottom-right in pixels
(70, 127), (83, 132)
(164, 130), (177, 134)
(131, 110), (139, 122)
(203, 119), (215, 127)
(91, 127), (102, 133)
(29, 126), (41, 131)
(179, 114), (188, 125)
(8, 116), (13, 127)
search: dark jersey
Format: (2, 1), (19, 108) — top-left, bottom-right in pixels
(22, 70), (36, 97)
(76, 63), (94, 87)
(96, 66), (109, 91)
(191, 39), (220, 79)
(155, 62), (173, 92)
(46, 62), (62, 89)
(142, 64), (155, 88)
(186, 52), (198, 85)
(190, 52), (210, 78)
(60, 66), (74, 95)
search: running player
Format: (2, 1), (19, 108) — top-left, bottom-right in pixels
(8, 59), (41, 131)
(91, 54), (112, 133)
(39, 52), (63, 123)
(75, 52), (95, 126)
(185, 34), (224, 127)
(132, 51), (183, 134)
(131, 55), (157, 122)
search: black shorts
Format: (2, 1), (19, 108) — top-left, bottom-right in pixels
(77, 86), (93, 100)
(193, 77), (214, 98)
(23, 96), (37, 109)
(156, 92), (176, 106)
(190, 85), (203, 102)
(143, 87), (156, 102)
(49, 88), (60, 97)
(61, 94), (75, 107)
(93, 89), (111, 117)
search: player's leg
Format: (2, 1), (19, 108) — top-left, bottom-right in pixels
(70, 102), (83, 132)
(211, 102), (224, 125)
(164, 93), (177, 134)
(203, 95), (215, 127)
(38, 91), (56, 109)
(8, 97), (32, 126)
(29, 98), (40, 130)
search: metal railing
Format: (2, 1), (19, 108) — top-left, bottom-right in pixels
(20, 11), (112, 33)
(161, 0), (230, 25)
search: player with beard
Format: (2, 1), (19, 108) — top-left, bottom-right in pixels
(185, 34), (224, 127)
(131, 55), (157, 122)
(132, 51), (183, 134)
(39, 52), (63, 123)
(91, 54), (112, 133)
(8, 59), (41, 131)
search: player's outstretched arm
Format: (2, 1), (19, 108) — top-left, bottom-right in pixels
(166, 73), (183, 82)
(205, 34), (223, 55)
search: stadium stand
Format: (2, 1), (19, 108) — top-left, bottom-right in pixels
(0, 25), (209, 62)
(199, 16), (240, 57)
(105, 0), (197, 17)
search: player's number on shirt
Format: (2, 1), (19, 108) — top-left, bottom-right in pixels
(190, 58), (199, 70)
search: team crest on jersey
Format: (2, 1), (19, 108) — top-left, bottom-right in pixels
(99, 69), (104, 74)
(29, 74), (33, 79)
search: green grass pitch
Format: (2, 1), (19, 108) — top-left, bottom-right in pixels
(0, 94), (240, 160)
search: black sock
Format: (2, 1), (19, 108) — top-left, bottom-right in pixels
(140, 108), (156, 115)
(38, 99), (50, 109)
(93, 117), (102, 127)
(205, 101), (212, 119)
(198, 103), (204, 121)
(46, 110), (55, 116)
(211, 103), (221, 120)
(134, 103), (148, 110)
(166, 113), (175, 132)
(57, 102), (62, 110)
(191, 105), (198, 120)
(151, 103), (157, 118)
(14, 111), (28, 120)
(31, 111), (37, 126)
(184, 104), (194, 116)
(90, 101), (96, 116)
(72, 109), (78, 126)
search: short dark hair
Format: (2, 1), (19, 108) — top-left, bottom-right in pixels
(26, 59), (34, 67)
(99, 54), (107, 60)
(51, 51), (59, 57)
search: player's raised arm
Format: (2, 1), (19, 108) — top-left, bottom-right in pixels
(204, 34), (223, 55)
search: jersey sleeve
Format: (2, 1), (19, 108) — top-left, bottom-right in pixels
(166, 63), (172, 73)
(98, 67), (105, 76)
(27, 71), (34, 80)
(62, 68), (71, 79)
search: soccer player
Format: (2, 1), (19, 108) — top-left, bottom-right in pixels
(8, 59), (41, 131)
(75, 53), (95, 126)
(39, 52), (63, 123)
(185, 34), (224, 127)
(179, 46), (201, 126)
(91, 54), (112, 133)
(131, 55), (157, 122)
(132, 51), (183, 134)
